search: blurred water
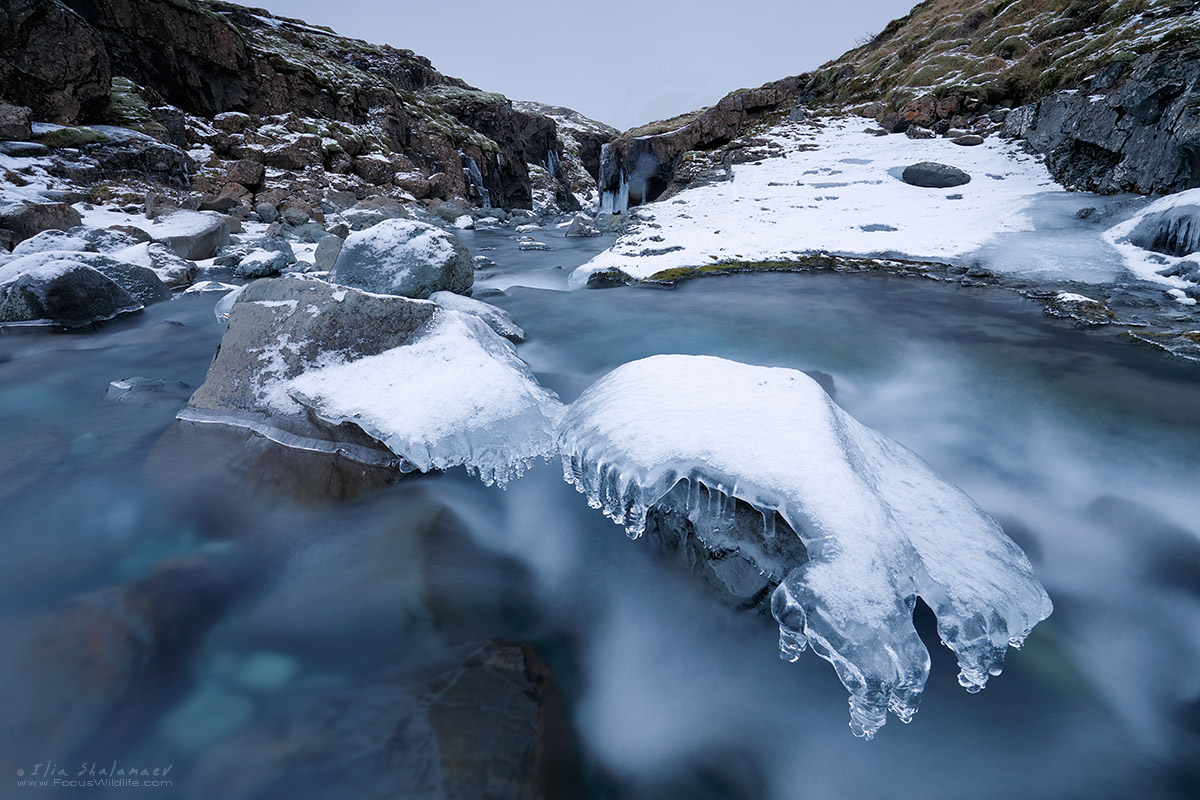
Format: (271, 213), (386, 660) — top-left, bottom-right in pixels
(1, 230), (1198, 799)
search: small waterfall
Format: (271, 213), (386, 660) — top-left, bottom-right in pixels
(459, 150), (492, 208)
(545, 149), (560, 179)
(598, 142), (628, 214)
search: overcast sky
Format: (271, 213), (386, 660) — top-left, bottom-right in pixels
(248, 1), (916, 131)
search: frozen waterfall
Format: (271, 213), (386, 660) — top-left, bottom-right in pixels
(557, 355), (1052, 739)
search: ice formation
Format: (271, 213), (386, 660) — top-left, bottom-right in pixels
(558, 355), (1052, 739)
(285, 309), (561, 487)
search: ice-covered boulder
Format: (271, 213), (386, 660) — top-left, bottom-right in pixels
(329, 219), (472, 299)
(183, 275), (559, 486)
(148, 211), (230, 260)
(1123, 190), (1200, 257)
(558, 355), (1051, 739)
(0, 261), (141, 326)
(429, 290), (524, 342)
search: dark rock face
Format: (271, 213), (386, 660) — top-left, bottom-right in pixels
(0, 101), (32, 140)
(0, 0), (112, 123)
(599, 76), (808, 209)
(1004, 47), (1200, 194)
(643, 482), (809, 613)
(901, 161), (972, 188)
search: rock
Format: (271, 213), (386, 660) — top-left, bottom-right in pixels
(1126, 201), (1200, 257)
(313, 234), (343, 270)
(0, 557), (236, 764)
(905, 126), (936, 140)
(226, 158), (265, 190)
(429, 290), (524, 342)
(0, 102), (31, 140)
(517, 237), (550, 251)
(148, 210), (230, 260)
(0, 261), (141, 326)
(341, 195), (410, 231)
(184, 275), (436, 448)
(233, 249), (291, 279)
(353, 153), (395, 185)
(952, 135), (985, 146)
(2, 250), (170, 305)
(10, 229), (89, 256)
(0, 0), (112, 123)
(73, 225), (142, 253)
(394, 170), (432, 198)
(255, 202), (278, 223)
(263, 134), (323, 170)
(0, 139), (48, 157)
(280, 206), (309, 226)
(116, 241), (196, 287)
(0, 201), (83, 243)
(1043, 292), (1118, 325)
(564, 213), (602, 237)
(37, 125), (110, 149)
(1003, 49), (1200, 194)
(901, 161), (972, 188)
(331, 219), (472, 298)
(213, 111), (253, 133)
(325, 221), (350, 238)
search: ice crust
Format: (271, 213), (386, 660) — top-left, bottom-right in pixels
(285, 309), (561, 487)
(557, 355), (1052, 739)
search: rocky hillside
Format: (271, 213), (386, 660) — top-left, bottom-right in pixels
(0, 0), (613, 219)
(598, 0), (1199, 210)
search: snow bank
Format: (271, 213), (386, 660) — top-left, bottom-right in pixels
(570, 117), (1062, 285)
(558, 354), (1052, 739)
(1105, 188), (1200, 289)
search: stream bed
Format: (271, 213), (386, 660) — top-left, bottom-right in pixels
(2, 230), (1198, 799)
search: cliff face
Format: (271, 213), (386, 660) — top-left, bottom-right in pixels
(0, 0), (615, 212)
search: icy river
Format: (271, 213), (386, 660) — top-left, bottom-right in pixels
(2, 228), (1198, 799)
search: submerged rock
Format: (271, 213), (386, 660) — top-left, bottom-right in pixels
(901, 161), (972, 188)
(330, 218), (472, 299)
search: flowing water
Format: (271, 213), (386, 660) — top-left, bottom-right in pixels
(2, 229), (1198, 799)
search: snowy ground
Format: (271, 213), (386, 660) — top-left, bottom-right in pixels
(571, 116), (1168, 290)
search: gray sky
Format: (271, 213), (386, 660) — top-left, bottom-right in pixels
(248, 1), (917, 131)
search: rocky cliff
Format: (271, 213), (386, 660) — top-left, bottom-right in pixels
(0, 0), (614, 215)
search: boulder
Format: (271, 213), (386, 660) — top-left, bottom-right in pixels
(1126, 201), (1200, 257)
(0, 102), (31, 141)
(313, 234), (343, 270)
(331, 218), (472, 298)
(233, 248), (291, 279)
(564, 213), (602, 237)
(352, 153), (394, 185)
(255, 202), (278, 223)
(429, 290), (524, 342)
(226, 159), (265, 190)
(0, 261), (140, 326)
(0, 250), (170, 305)
(0, 201), (83, 243)
(115, 241), (196, 287)
(9, 229), (89, 256)
(262, 134), (323, 170)
(148, 210), (230, 259)
(952, 135), (985, 146)
(901, 161), (972, 189)
(340, 195), (410, 231)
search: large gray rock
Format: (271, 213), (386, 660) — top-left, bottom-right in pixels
(148, 210), (230, 260)
(0, 261), (141, 326)
(330, 218), (472, 298)
(564, 213), (602, 237)
(901, 161), (972, 188)
(185, 275), (436, 457)
(0, 201), (83, 243)
(313, 233), (343, 270)
(1003, 48), (1200, 194)
(0, 250), (170, 305)
(233, 248), (291, 279)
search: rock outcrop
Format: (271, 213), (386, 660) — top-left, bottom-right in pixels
(0, 0), (112, 123)
(1003, 46), (1200, 195)
(598, 76), (809, 210)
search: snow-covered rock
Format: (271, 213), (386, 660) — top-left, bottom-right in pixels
(233, 249), (291, 279)
(429, 290), (524, 342)
(148, 210), (230, 260)
(564, 214), (602, 238)
(182, 275), (558, 486)
(0, 250), (169, 306)
(0, 260), (141, 326)
(330, 218), (472, 299)
(558, 354), (1052, 740)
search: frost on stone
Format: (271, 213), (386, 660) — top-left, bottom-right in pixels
(557, 355), (1052, 739)
(286, 309), (561, 487)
